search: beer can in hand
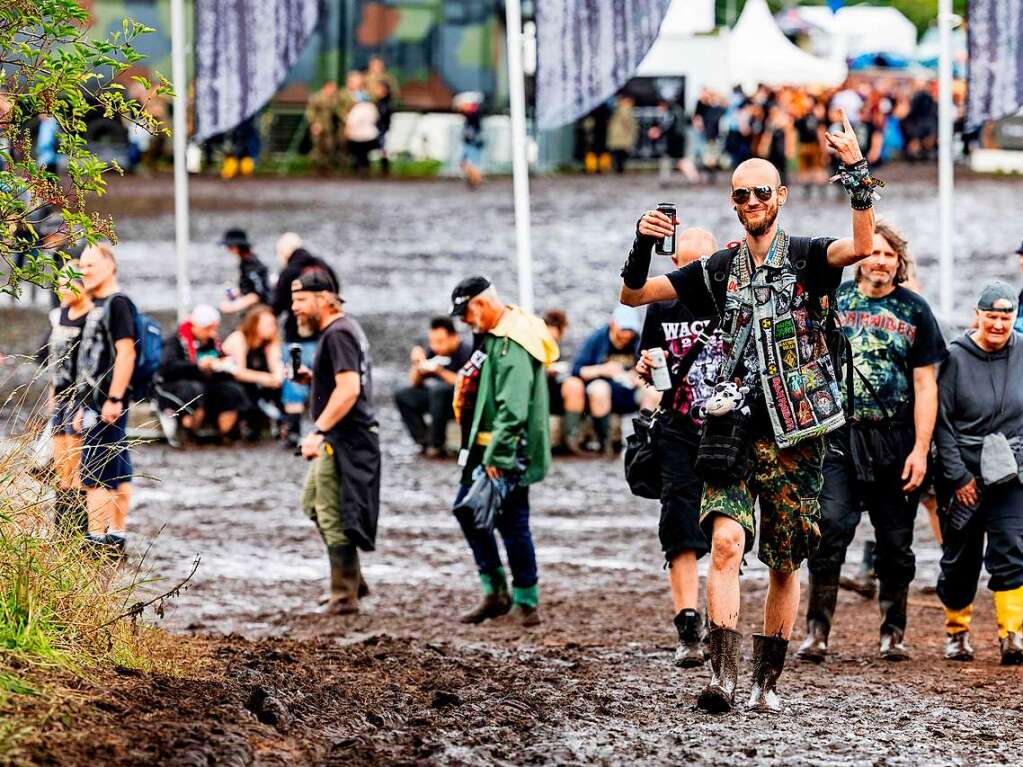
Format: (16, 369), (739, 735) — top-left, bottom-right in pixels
(647, 347), (672, 391)
(288, 343), (303, 380)
(655, 202), (677, 256)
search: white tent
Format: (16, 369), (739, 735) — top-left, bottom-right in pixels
(729, 0), (846, 89)
(636, 0), (718, 79)
(792, 6), (918, 59)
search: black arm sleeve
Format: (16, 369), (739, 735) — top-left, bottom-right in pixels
(621, 221), (658, 289)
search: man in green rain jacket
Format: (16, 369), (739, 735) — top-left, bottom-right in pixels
(449, 276), (559, 627)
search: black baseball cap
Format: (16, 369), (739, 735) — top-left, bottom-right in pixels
(450, 275), (491, 317)
(292, 269), (344, 301)
(977, 280), (1017, 312)
(219, 228), (251, 249)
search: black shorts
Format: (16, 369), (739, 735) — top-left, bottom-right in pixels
(656, 415), (709, 562)
(156, 378), (249, 418)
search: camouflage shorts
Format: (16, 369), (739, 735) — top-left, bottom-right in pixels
(700, 436), (825, 573)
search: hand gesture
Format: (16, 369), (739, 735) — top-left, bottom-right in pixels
(637, 209), (677, 239)
(301, 431), (324, 460)
(101, 398), (123, 425)
(293, 364), (312, 385)
(824, 108), (863, 165)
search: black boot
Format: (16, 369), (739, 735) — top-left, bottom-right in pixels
(53, 488), (88, 537)
(840, 540), (877, 598)
(748, 634), (789, 713)
(282, 413), (302, 450)
(673, 609), (705, 668)
(879, 584), (910, 661)
(797, 569), (839, 663)
(324, 544), (362, 615)
(1000, 633), (1023, 665)
(696, 627), (742, 713)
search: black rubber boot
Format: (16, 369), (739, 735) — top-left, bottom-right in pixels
(840, 540), (877, 598)
(283, 413), (302, 450)
(748, 634), (789, 713)
(673, 609), (706, 668)
(1000, 633), (1023, 666)
(797, 569), (839, 663)
(696, 627), (742, 713)
(324, 544), (362, 615)
(878, 584), (910, 661)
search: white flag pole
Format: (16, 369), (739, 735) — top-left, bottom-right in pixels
(504, 0), (534, 314)
(171, 0), (191, 322)
(937, 0), (954, 321)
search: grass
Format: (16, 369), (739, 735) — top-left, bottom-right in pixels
(0, 367), (179, 754)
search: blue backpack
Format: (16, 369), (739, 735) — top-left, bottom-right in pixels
(102, 293), (162, 399)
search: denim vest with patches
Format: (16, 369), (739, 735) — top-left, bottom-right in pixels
(717, 231), (845, 449)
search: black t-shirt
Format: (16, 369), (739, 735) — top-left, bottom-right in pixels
(424, 340), (473, 375)
(77, 293), (136, 404)
(640, 299), (722, 431)
(311, 315), (377, 437)
(239, 254), (271, 305)
(795, 115), (821, 144)
(47, 306), (88, 396)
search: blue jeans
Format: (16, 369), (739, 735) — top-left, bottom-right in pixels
(453, 483), (537, 589)
(282, 340), (317, 407)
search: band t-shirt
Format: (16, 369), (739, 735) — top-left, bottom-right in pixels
(571, 326), (640, 382)
(47, 306), (88, 397)
(311, 315), (377, 438)
(239, 255), (271, 305)
(639, 299), (722, 430)
(837, 281), (946, 421)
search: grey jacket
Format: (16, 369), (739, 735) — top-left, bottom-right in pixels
(935, 331), (1023, 489)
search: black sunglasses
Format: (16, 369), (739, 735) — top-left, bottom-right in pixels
(731, 186), (775, 205)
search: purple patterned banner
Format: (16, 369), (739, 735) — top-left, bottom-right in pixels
(967, 0), (1023, 129)
(535, 0), (671, 130)
(194, 0), (319, 141)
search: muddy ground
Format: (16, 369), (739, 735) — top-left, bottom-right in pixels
(3, 170), (1023, 765)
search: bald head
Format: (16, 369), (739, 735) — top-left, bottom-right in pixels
(276, 232), (303, 265)
(732, 158), (781, 190)
(674, 227), (718, 267)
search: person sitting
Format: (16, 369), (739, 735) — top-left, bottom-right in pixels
(543, 309), (570, 418)
(394, 316), (472, 457)
(222, 304), (285, 438)
(561, 305), (650, 454)
(153, 304), (250, 445)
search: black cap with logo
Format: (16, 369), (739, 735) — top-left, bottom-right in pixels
(449, 275), (491, 317)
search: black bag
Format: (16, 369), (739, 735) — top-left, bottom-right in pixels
(453, 468), (512, 534)
(695, 406), (753, 485)
(624, 409), (661, 499)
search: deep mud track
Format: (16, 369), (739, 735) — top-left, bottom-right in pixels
(5, 172), (1023, 764)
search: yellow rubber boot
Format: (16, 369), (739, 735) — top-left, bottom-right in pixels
(944, 604), (972, 635)
(993, 585), (1023, 638)
(584, 152), (598, 174)
(239, 156), (255, 176)
(221, 155), (238, 180)
(599, 152), (612, 173)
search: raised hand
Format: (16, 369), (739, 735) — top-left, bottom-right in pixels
(824, 108), (863, 165)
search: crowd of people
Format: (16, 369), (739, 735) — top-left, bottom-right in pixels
(581, 77), (947, 186)
(34, 105), (1023, 718)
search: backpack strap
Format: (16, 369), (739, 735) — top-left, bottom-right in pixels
(699, 245), (738, 321)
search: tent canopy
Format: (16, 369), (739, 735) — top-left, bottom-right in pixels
(729, 0), (846, 88)
(789, 5), (918, 58)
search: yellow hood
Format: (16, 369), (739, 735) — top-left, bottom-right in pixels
(491, 305), (560, 366)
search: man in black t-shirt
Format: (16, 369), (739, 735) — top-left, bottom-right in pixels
(76, 243), (137, 554)
(632, 227), (720, 668)
(394, 316), (472, 456)
(798, 222), (946, 664)
(218, 228), (271, 315)
(618, 110), (877, 714)
(292, 271), (380, 615)
(270, 233), (340, 447)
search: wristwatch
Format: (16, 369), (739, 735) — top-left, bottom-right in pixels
(108, 395), (124, 404)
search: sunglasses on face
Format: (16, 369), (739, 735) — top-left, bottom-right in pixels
(731, 186), (775, 205)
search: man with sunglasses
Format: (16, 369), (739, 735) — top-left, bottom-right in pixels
(619, 109), (877, 714)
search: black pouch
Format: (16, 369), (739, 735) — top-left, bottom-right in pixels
(695, 408), (753, 485)
(848, 419), (914, 483)
(625, 409), (661, 499)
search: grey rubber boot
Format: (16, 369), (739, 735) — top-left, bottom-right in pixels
(748, 634), (789, 713)
(797, 569), (839, 663)
(324, 544), (362, 615)
(696, 627), (742, 713)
